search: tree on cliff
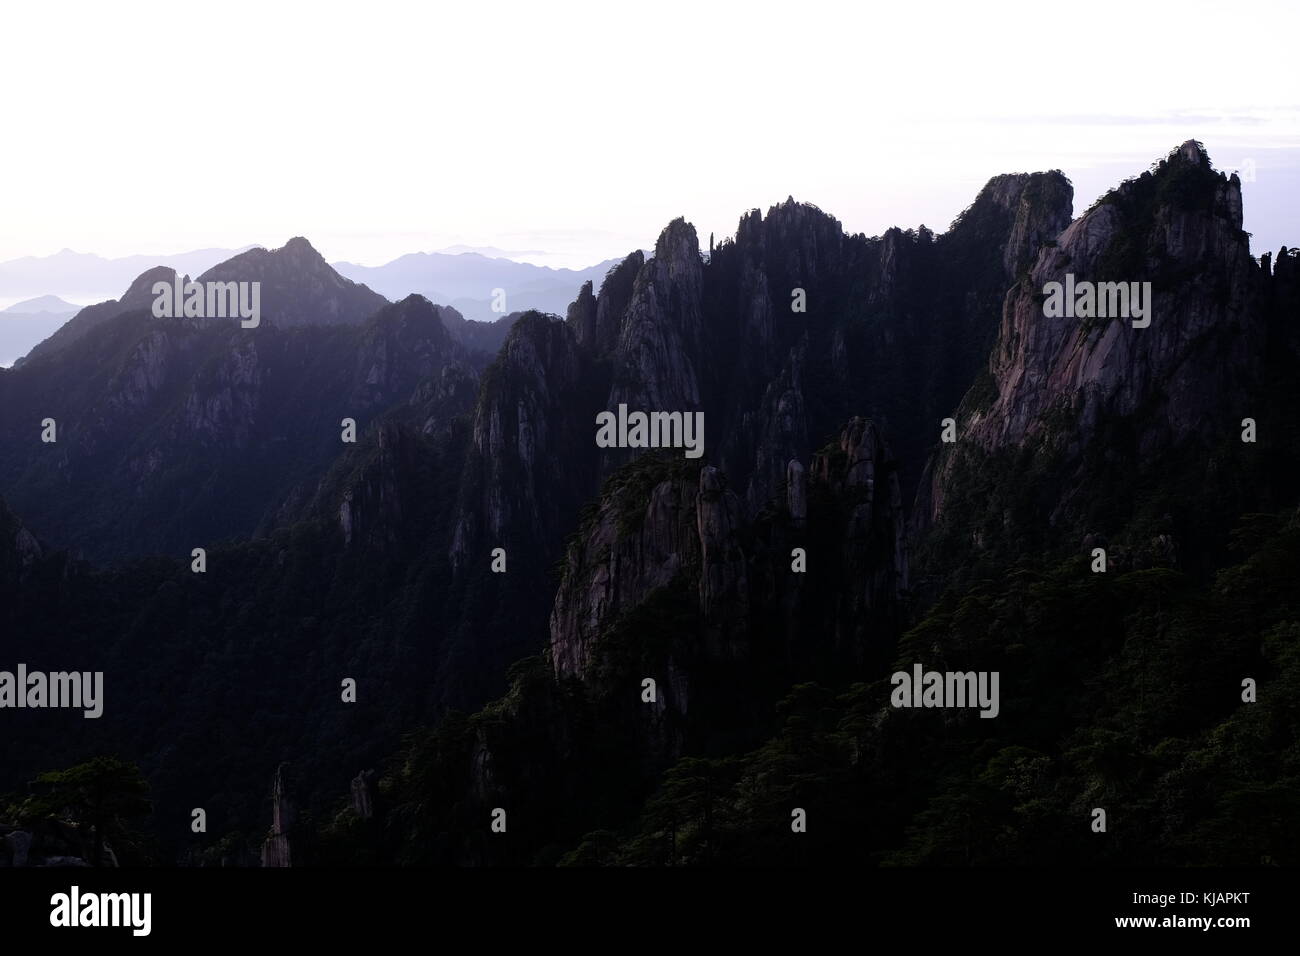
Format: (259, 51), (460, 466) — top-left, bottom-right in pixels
(27, 756), (152, 866)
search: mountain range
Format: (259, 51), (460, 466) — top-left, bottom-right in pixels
(331, 251), (624, 321)
(0, 248), (259, 301)
(1, 141), (1297, 868)
(0, 246), (623, 366)
(0, 297), (79, 368)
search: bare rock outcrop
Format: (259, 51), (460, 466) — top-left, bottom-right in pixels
(449, 311), (595, 571)
(609, 219), (705, 414)
(921, 141), (1264, 531)
(260, 763), (294, 867)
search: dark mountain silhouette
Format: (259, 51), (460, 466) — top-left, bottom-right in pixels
(0, 282), (479, 561)
(16, 237), (390, 369)
(17, 266), (180, 367)
(195, 237), (388, 329)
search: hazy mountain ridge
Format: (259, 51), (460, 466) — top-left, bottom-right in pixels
(1, 295), (79, 316)
(0, 298), (78, 367)
(3, 242), (605, 367)
(0, 246), (257, 301)
(16, 266), (180, 367)
(333, 251), (623, 321)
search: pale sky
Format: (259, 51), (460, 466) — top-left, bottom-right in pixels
(2, 0), (1297, 268)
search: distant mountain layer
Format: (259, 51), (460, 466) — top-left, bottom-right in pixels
(0, 247), (256, 300)
(1, 295), (80, 315)
(333, 251), (623, 321)
(0, 297), (78, 367)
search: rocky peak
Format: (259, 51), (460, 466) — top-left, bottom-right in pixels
(123, 266), (181, 307)
(733, 198), (847, 284)
(609, 220), (704, 413)
(280, 236), (320, 259)
(565, 279), (597, 347)
(1177, 138), (1210, 165)
(1001, 172), (1075, 278)
(590, 250), (644, 358)
(198, 237), (389, 328)
(949, 171), (1075, 280)
(653, 217), (701, 278)
(918, 141), (1267, 542)
(260, 763), (294, 867)
(979, 172), (1041, 213)
(977, 141), (1253, 453)
(352, 295), (459, 408)
(372, 293), (451, 337)
(17, 266), (182, 366)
